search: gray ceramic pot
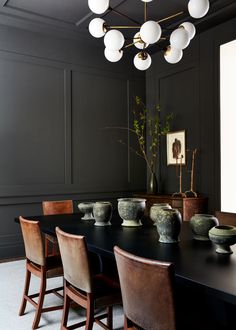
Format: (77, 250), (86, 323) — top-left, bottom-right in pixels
(117, 198), (146, 227)
(93, 201), (113, 226)
(209, 225), (236, 254)
(190, 214), (219, 241)
(78, 202), (94, 220)
(156, 208), (182, 243)
(150, 203), (172, 225)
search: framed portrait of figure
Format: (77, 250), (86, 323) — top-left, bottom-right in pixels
(166, 130), (186, 165)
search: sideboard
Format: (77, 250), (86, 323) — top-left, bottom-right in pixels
(133, 193), (208, 221)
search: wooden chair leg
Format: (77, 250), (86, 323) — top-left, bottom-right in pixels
(45, 238), (49, 257)
(61, 291), (71, 329)
(85, 295), (94, 330)
(32, 272), (46, 329)
(107, 306), (113, 329)
(52, 242), (57, 256)
(19, 267), (31, 316)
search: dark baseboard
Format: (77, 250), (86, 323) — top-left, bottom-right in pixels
(0, 256), (25, 263)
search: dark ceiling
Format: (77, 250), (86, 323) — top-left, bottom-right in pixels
(0, 0), (235, 45)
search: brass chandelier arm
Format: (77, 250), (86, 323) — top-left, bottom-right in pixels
(108, 6), (141, 25)
(144, 2), (148, 22)
(109, 25), (141, 29)
(157, 11), (184, 24)
(123, 37), (167, 51)
(105, 10), (185, 32)
(123, 40), (141, 49)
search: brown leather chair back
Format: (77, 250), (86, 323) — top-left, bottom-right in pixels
(42, 200), (73, 215)
(56, 227), (92, 293)
(114, 246), (176, 330)
(19, 216), (45, 266)
(215, 211), (236, 226)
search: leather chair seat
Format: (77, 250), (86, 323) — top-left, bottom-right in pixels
(29, 255), (63, 278)
(67, 274), (121, 309)
(93, 274), (121, 308)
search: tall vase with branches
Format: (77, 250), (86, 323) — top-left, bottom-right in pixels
(106, 96), (173, 194)
(131, 96), (173, 193)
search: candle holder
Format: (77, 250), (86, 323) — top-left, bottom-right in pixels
(172, 155), (186, 198)
(185, 148), (198, 197)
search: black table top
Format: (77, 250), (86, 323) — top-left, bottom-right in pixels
(16, 213), (236, 305)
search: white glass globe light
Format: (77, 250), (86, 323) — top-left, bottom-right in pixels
(133, 32), (149, 50)
(140, 21), (162, 44)
(104, 30), (125, 50)
(170, 27), (190, 50)
(180, 22), (196, 40)
(104, 48), (123, 62)
(164, 46), (183, 64)
(88, 0), (109, 15)
(89, 18), (106, 38)
(133, 52), (152, 71)
(141, 0), (153, 2)
(188, 0), (210, 18)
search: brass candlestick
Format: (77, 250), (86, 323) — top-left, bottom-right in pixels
(172, 155), (186, 198)
(185, 149), (198, 197)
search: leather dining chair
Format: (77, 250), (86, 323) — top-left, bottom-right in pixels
(215, 211), (236, 226)
(56, 227), (122, 330)
(42, 200), (73, 256)
(114, 246), (177, 330)
(19, 216), (64, 329)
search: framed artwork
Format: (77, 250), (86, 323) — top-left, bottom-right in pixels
(166, 130), (186, 165)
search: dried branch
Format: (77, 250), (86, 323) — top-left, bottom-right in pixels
(103, 96), (173, 174)
(117, 139), (145, 160)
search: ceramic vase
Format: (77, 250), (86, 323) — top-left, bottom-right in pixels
(150, 203), (172, 225)
(190, 214), (219, 241)
(93, 201), (113, 226)
(78, 202), (94, 220)
(117, 198), (146, 227)
(156, 208), (182, 243)
(209, 225), (236, 254)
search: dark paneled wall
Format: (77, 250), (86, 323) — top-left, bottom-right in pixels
(0, 25), (146, 259)
(146, 17), (236, 213)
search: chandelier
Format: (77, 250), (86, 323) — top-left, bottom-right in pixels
(88, 0), (210, 71)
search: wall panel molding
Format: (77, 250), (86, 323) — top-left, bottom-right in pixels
(0, 53), (68, 193)
(72, 69), (130, 191)
(64, 69), (72, 185)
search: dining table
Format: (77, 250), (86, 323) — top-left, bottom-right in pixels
(16, 212), (236, 329)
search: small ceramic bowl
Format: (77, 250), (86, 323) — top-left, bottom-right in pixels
(78, 202), (94, 220)
(209, 225), (236, 254)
